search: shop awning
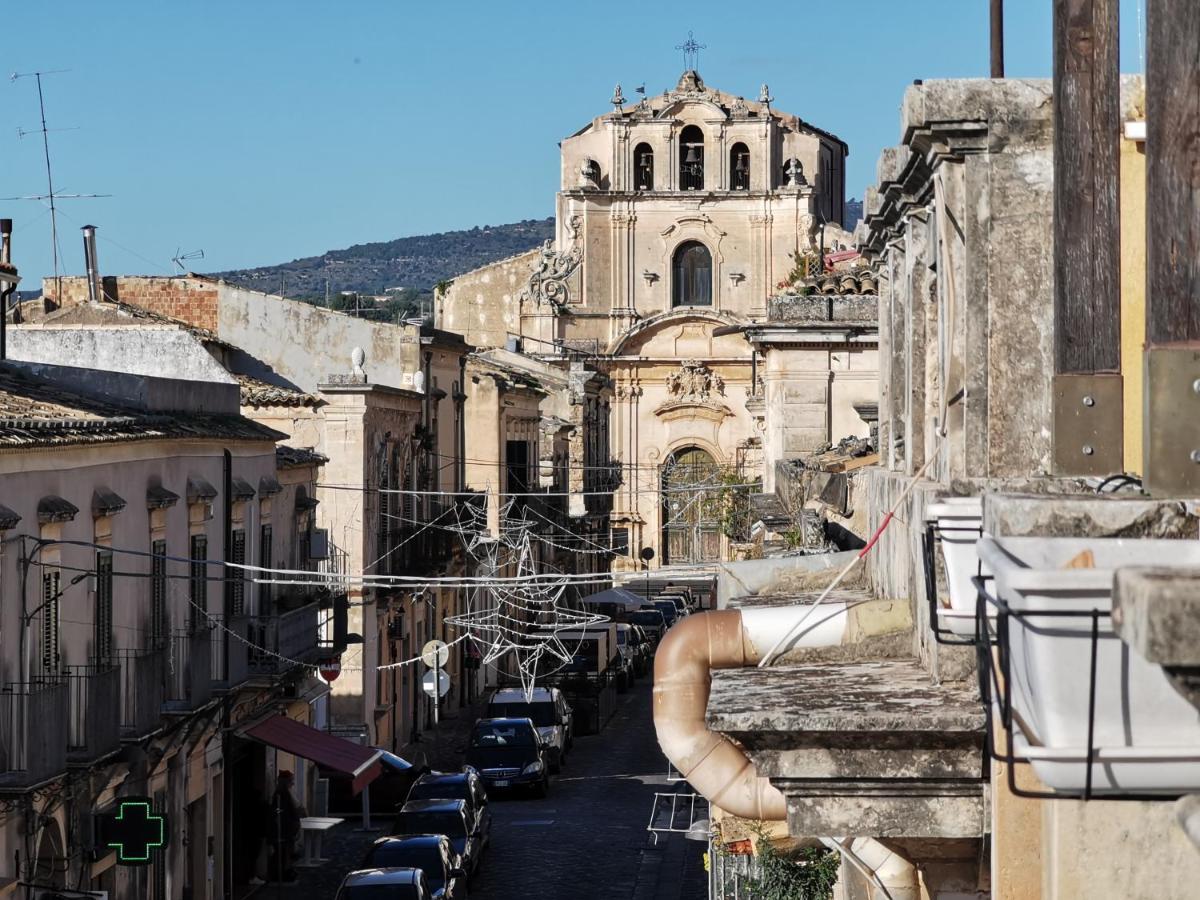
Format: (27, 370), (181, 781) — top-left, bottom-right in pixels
(244, 715), (383, 795)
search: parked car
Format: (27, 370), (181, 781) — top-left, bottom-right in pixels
(464, 717), (550, 796)
(336, 867), (433, 900)
(485, 687), (573, 771)
(390, 799), (483, 878)
(629, 624), (653, 675)
(406, 770), (492, 851)
(630, 608), (667, 644)
(360, 835), (467, 899)
(653, 599), (681, 628)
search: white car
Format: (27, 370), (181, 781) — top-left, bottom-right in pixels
(485, 686), (573, 772)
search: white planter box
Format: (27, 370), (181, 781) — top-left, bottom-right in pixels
(925, 497), (986, 636)
(977, 535), (1200, 794)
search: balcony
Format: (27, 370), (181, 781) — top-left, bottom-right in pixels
(164, 629), (213, 713)
(247, 600), (322, 676)
(118, 648), (166, 739)
(65, 663), (121, 763)
(210, 615), (249, 691)
(0, 680), (68, 787)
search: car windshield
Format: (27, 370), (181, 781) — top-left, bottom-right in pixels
(471, 722), (536, 747)
(487, 702), (556, 727)
(654, 602), (677, 618)
(340, 885), (421, 900)
(616, 630), (628, 645)
(394, 811), (467, 838)
(409, 780), (469, 802)
(631, 612), (663, 627)
(366, 843), (444, 880)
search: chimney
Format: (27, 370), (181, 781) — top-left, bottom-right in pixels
(0, 219), (12, 267)
(81, 224), (101, 304)
(1, 218), (12, 361)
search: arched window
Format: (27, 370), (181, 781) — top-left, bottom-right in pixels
(679, 125), (704, 191)
(730, 142), (750, 190)
(672, 241), (712, 307)
(634, 142), (654, 191)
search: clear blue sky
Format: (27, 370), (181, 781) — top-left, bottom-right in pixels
(3, 1), (1147, 286)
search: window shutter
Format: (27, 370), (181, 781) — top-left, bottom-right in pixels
(95, 551), (114, 662)
(151, 540), (167, 647)
(230, 529), (246, 616)
(41, 569), (61, 674)
(189, 535), (208, 633)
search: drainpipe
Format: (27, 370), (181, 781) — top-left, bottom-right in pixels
(653, 608), (919, 898)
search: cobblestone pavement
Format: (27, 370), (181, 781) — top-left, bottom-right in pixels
(281, 679), (706, 900)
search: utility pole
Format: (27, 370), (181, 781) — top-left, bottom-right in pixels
(991, 0), (1005, 78)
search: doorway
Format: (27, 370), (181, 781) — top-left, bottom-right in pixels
(661, 447), (721, 564)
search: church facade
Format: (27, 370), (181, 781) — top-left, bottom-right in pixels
(440, 69), (876, 570)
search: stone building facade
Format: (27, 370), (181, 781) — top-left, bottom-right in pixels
(440, 70), (877, 570)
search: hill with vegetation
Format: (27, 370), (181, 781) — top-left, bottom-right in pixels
(209, 217), (555, 306)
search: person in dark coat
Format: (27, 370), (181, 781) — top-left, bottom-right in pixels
(269, 770), (303, 882)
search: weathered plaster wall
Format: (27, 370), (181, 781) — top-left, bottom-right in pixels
(438, 248), (539, 350)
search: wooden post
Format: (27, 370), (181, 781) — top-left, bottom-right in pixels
(1143, 0), (1200, 495)
(1051, 0), (1122, 475)
(991, 0), (1005, 78)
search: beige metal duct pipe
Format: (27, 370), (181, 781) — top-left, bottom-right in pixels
(654, 606), (919, 899)
(653, 604), (850, 822)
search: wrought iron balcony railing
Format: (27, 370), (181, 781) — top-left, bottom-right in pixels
(65, 663), (121, 763)
(0, 679), (68, 785)
(117, 648), (166, 740)
(164, 628), (213, 712)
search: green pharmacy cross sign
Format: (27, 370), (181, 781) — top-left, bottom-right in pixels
(103, 797), (168, 865)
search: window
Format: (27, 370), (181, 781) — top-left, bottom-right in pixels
(634, 142), (654, 190)
(672, 241), (713, 307)
(41, 569), (61, 674)
(229, 529), (246, 617)
(151, 540), (167, 647)
(259, 525), (273, 614)
(96, 551), (114, 662)
(730, 142), (750, 190)
(679, 125), (704, 190)
(505, 440), (532, 498)
(189, 534), (207, 632)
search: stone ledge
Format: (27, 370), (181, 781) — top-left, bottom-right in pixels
(707, 659), (985, 735)
(782, 782), (986, 839)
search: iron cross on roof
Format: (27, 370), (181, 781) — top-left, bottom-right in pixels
(676, 31), (706, 70)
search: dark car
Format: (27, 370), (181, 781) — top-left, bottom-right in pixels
(653, 600), (680, 627)
(630, 608), (667, 644)
(485, 686), (573, 771)
(390, 799), (482, 878)
(406, 770), (492, 851)
(335, 867), (433, 900)
(464, 718), (549, 797)
(360, 835), (466, 900)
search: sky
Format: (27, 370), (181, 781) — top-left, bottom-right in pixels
(3, 1), (1148, 287)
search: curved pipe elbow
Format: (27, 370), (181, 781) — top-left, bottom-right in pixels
(652, 605), (848, 822)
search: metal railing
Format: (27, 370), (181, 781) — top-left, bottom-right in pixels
(0, 680), (68, 784)
(211, 615), (249, 690)
(165, 628), (213, 712)
(247, 600), (322, 675)
(65, 663), (121, 762)
(118, 648), (166, 739)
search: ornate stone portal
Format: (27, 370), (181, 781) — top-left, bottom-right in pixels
(665, 360), (725, 401)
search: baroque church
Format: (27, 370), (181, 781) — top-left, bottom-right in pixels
(439, 66), (876, 571)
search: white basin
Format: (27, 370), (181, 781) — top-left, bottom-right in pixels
(977, 535), (1200, 794)
(926, 497), (986, 636)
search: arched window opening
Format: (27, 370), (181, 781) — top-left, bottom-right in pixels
(662, 447), (720, 564)
(730, 142), (750, 190)
(679, 125), (705, 191)
(672, 241), (713, 307)
(634, 142), (654, 191)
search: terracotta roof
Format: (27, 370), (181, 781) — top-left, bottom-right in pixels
(0, 367), (285, 450)
(238, 374), (317, 407)
(275, 445), (327, 470)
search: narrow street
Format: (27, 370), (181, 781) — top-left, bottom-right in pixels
(290, 679), (707, 900)
(470, 680), (706, 900)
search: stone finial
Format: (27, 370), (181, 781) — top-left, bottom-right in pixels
(351, 346), (366, 381)
(611, 84), (625, 108)
(784, 158), (806, 188)
(758, 83), (773, 105)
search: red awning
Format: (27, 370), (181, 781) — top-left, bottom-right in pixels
(244, 715), (383, 795)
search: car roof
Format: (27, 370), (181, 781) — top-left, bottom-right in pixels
(490, 687), (556, 702)
(474, 716), (536, 728)
(373, 834), (447, 849)
(343, 867), (423, 887)
(414, 771), (470, 786)
(399, 798), (467, 814)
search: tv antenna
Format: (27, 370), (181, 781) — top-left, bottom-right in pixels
(8, 69), (110, 301)
(172, 248), (205, 274)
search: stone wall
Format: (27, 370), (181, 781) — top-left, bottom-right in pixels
(44, 275), (221, 332)
(438, 247), (539, 350)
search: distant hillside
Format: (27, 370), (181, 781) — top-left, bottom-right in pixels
(210, 218), (555, 300)
(843, 198), (864, 231)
